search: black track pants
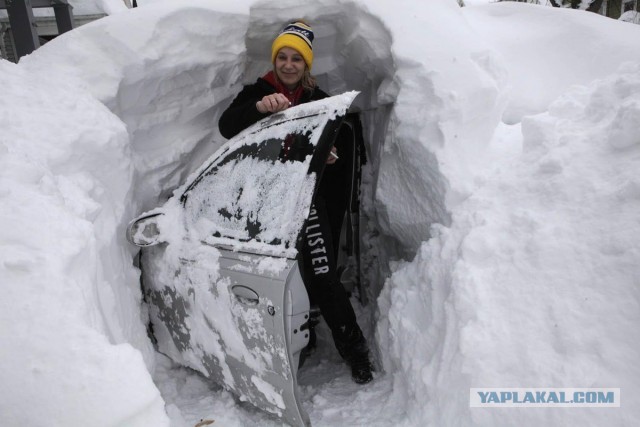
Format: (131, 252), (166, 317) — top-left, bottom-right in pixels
(301, 195), (360, 342)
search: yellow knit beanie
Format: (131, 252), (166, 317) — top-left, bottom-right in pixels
(271, 21), (314, 70)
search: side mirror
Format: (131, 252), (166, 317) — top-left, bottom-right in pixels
(126, 212), (165, 247)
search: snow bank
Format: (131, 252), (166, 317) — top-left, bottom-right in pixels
(620, 10), (640, 25)
(463, 3), (640, 123)
(0, 58), (167, 425)
(20, 2), (252, 212)
(377, 61), (640, 426)
(375, 5), (640, 426)
(3, 0), (640, 425)
(362, 0), (507, 250)
(1, 2), (252, 426)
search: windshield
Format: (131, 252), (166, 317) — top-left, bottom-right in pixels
(180, 114), (329, 257)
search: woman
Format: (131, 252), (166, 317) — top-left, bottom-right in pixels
(218, 21), (373, 384)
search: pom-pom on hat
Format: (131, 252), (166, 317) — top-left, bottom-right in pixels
(271, 21), (314, 70)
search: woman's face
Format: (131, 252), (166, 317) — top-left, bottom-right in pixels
(274, 47), (306, 90)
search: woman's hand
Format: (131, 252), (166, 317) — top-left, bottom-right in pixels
(256, 93), (290, 114)
(326, 146), (338, 165)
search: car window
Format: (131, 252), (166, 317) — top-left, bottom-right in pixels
(180, 113), (332, 258)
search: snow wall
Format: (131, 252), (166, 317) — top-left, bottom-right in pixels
(1, 0), (639, 425)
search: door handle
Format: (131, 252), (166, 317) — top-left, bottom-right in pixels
(231, 285), (259, 306)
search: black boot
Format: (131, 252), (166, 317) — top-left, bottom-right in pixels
(334, 327), (373, 384)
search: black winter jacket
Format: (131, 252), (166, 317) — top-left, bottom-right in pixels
(218, 77), (329, 139)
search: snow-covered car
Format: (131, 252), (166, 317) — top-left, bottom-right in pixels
(127, 93), (361, 426)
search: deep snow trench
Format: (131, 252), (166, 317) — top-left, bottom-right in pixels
(3, 1), (640, 426)
(121, 4), (411, 425)
(45, 1), (485, 424)
(133, 6), (405, 424)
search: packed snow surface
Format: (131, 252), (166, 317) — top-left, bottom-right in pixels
(462, 2), (640, 123)
(1, 0), (639, 426)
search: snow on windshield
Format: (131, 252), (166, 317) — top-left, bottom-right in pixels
(186, 144), (316, 255)
(180, 94), (356, 258)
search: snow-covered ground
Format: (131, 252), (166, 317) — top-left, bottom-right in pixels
(1, 0), (639, 426)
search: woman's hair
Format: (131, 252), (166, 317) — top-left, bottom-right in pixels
(300, 69), (317, 92)
(272, 65), (317, 92)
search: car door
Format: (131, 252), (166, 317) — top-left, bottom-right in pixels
(135, 93), (358, 427)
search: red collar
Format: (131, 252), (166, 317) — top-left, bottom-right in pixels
(262, 71), (304, 106)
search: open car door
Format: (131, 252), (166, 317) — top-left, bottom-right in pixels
(131, 93), (359, 426)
